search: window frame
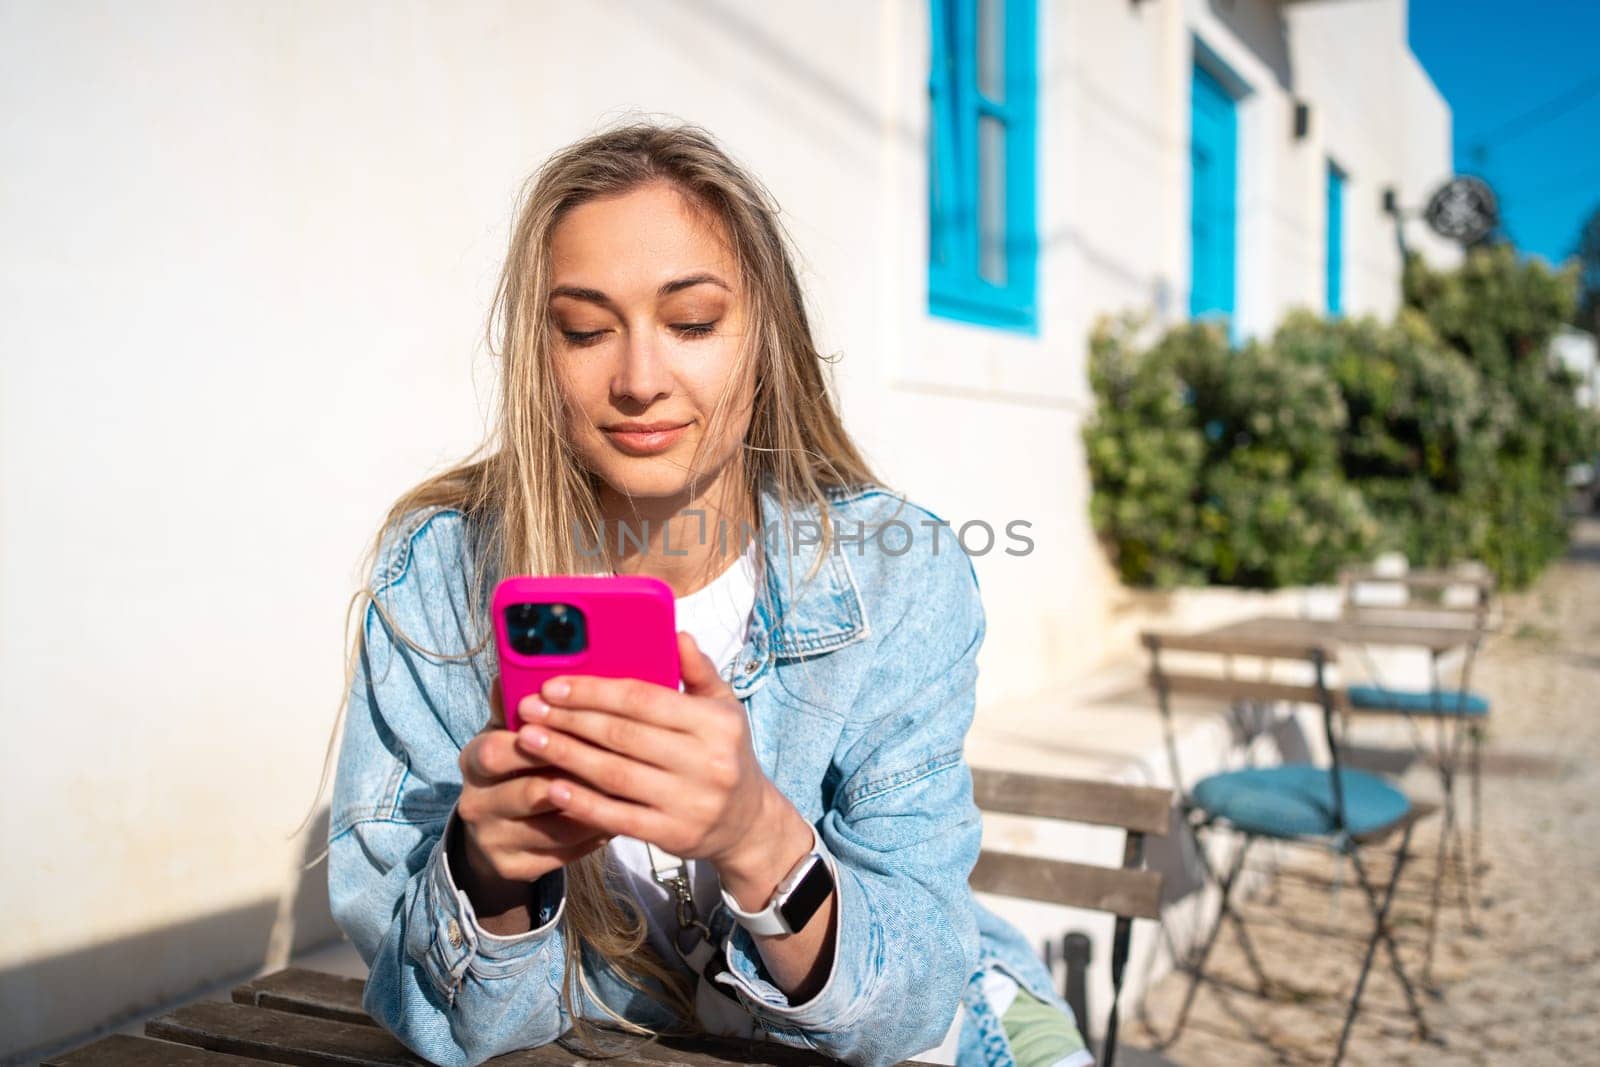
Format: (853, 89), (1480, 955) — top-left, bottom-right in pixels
(927, 0), (1039, 335)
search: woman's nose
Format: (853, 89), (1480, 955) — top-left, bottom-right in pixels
(610, 323), (672, 406)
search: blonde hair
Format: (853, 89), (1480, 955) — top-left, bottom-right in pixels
(299, 118), (879, 1051)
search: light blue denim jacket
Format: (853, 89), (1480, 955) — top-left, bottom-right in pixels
(328, 483), (1080, 1067)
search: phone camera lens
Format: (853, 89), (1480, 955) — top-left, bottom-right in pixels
(545, 619), (577, 651)
(504, 602), (586, 657)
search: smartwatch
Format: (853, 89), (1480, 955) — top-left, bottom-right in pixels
(719, 822), (836, 936)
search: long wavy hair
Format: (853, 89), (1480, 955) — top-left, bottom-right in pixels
(299, 119), (879, 1051)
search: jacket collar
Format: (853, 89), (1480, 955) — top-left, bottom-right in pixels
(728, 481), (872, 696)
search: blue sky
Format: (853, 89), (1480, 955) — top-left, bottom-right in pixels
(1409, 0), (1600, 266)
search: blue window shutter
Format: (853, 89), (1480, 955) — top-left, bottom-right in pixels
(1189, 61), (1237, 323)
(1326, 162), (1345, 315)
(927, 0), (1038, 334)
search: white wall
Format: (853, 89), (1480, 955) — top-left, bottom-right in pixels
(1, 0), (1456, 1057)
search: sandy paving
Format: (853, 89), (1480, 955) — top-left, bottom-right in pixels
(1126, 520), (1600, 1066)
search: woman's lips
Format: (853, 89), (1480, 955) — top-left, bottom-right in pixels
(602, 423), (691, 456)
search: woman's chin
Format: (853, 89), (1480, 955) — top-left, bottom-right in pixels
(594, 462), (703, 504)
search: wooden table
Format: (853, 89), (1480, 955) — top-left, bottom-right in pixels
(1157, 614), (1477, 659)
(43, 967), (925, 1066)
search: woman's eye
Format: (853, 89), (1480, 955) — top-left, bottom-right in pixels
(560, 322), (717, 345)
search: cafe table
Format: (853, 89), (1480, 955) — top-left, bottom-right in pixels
(42, 966), (939, 1067)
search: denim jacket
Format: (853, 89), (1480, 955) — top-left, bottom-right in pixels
(328, 483), (1079, 1067)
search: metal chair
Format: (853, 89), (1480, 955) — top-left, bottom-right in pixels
(1337, 565), (1496, 982)
(1140, 630), (1437, 1067)
(969, 769), (1172, 1067)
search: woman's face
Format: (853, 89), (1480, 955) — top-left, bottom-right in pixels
(547, 181), (753, 509)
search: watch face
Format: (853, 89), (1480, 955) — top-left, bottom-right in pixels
(778, 858), (834, 932)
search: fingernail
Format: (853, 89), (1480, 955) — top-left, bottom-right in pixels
(529, 700), (550, 719)
(543, 679), (570, 700)
(519, 727), (548, 750)
(551, 782), (572, 803)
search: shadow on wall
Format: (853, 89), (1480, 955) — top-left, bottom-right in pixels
(4, 808), (340, 1065)
(1205, 0), (1292, 91)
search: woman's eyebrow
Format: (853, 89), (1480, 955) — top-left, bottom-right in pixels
(548, 272), (731, 307)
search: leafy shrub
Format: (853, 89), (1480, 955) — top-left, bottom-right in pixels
(1085, 316), (1376, 588)
(1404, 247), (1599, 586)
(1085, 246), (1600, 590)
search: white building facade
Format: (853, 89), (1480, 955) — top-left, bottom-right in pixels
(0, 0), (1456, 1058)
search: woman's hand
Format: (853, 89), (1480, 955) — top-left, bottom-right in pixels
(512, 639), (812, 908)
(453, 677), (614, 890)
(522, 633), (836, 1000)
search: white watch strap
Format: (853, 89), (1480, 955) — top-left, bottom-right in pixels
(718, 821), (825, 936)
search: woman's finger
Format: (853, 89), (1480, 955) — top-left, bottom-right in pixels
(546, 776), (669, 844)
(483, 830), (613, 883)
(519, 703), (697, 774)
(461, 771), (587, 830)
(460, 730), (550, 786)
(533, 675), (688, 732)
(514, 723), (678, 806)
(677, 631), (736, 699)
(481, 808), (609, 851)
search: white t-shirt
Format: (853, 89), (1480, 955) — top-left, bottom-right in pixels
(602, 546), (965, 1058)
(605, 544), (760, 1034)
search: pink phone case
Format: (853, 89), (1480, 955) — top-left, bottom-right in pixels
(491, 575), (680, 733)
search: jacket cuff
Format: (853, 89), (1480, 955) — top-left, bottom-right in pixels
(414, 810), (566, 1001)
(713, 833), (874, 1030)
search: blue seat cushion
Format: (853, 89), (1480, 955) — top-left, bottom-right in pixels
(1347, 684), (1489, 716)
(1192, 764), (1411, 839)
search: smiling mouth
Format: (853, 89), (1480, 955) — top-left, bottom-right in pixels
(602, 422), (692, 456)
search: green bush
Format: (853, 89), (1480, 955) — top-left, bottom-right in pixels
(1085, 316), (1376, 588)
(1085, 246), (1600, 590)
(1404, 247), (1598, 586)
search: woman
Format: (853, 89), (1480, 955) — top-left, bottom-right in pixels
(325, 121), (1091, 1067)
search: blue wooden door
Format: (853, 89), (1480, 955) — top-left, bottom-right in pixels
(1190, 63), (1237, 320)
(1326, 162), (1345, 314)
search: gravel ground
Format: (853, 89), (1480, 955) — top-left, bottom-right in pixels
(1126, 519), (1600, 1066)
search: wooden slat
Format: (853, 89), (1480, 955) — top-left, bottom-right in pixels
(1342, 604), (1485, 626)
(1339, 566), (1494, 592)
(232, 968), (374, 1027)
(44, 1033), (266, 1066)
(1149, 670), (1343, 710)
(1148, 615), (1478, 656)
(970, 768), (1171, 836)
(970, 851), (1164, 920)
(155, 995), (881, 1067)
(1142, 629), (1328, 660)
(148, 1001), (432, 1066)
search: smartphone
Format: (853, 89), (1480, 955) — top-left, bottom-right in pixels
(491, 575), (680, 733)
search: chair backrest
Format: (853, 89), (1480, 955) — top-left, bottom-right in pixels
(1337, 565), (1497, 635)
(1139, 630), (1354, 837)
(1337, 566), (1496, 703)
(968, 768), (1172, 1067)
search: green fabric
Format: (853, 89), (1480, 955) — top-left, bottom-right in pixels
(1000, 986), (1089, 1067)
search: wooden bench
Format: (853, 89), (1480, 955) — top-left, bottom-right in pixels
(968, 768), (1173, 1067)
